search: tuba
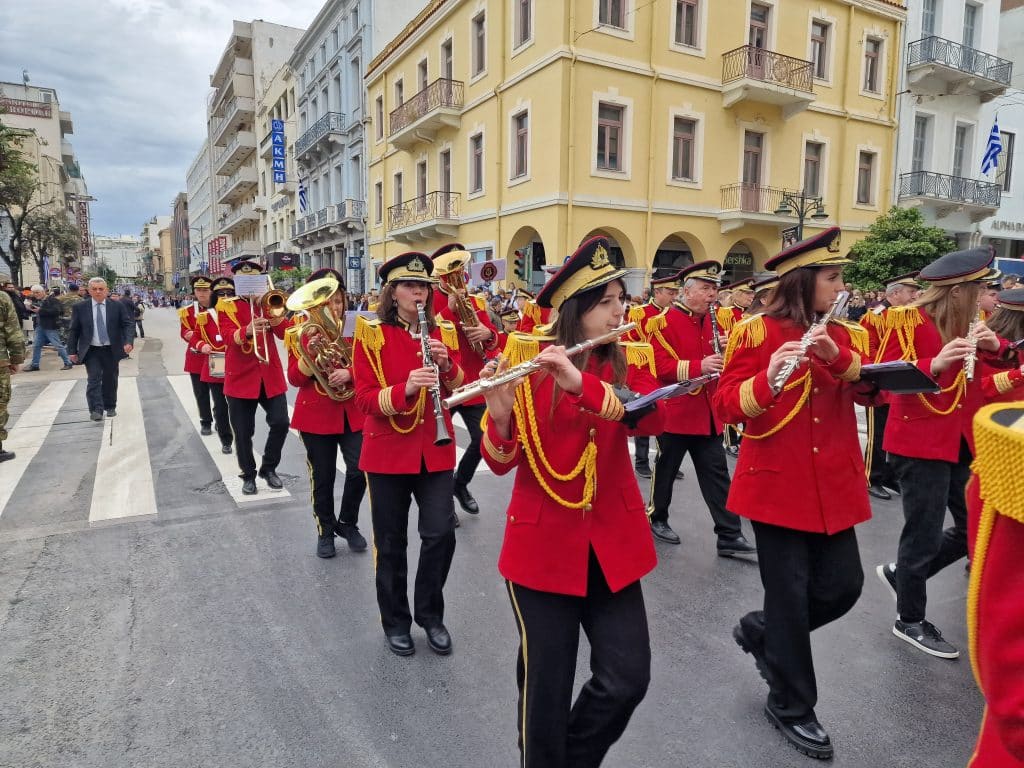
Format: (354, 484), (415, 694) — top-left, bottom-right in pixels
(285, 276), (355, 401)
(434, 254), (486, 356)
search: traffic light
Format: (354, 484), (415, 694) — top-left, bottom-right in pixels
(512, 250), (525, 281)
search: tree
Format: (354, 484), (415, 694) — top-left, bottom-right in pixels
(844, 207), (956, 289)
(270, 266), (310, 292)
(87, 259), (118, 288)
(22, 208), (80, 282)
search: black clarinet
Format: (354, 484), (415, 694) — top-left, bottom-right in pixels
(708, 301), (724, 356)
(416, 301), (453, 446)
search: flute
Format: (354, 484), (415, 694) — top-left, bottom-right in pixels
(416, 301), (453, 446)
(772, 291), (850, 392)
(964, 304), (982, 383)
(442, 322), (636, 409)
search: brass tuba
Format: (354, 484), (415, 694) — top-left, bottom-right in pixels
(434, 252), (486, 356)
(285, 275), (355, 401)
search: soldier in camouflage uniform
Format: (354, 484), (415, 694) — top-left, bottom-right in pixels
(1, 283), (26, 462)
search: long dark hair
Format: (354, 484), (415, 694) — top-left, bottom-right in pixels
(377, 281), (436, 332)
(551, 278), (627, 386)
(765, 268), (819, 327)
(987, 306), (1024, 346)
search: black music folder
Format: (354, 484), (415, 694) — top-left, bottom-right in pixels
(860, 361), (940, 394)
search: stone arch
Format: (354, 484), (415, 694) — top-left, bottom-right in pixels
(581, 227), (637, 270)
(506, 225), (548, 291)
(651, 233), (703, 277)
(722, 238), (772, 283)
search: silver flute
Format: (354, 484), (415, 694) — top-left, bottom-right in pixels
(964, 304), (982, 383)
(772, 291), (850, 392)
(416, 301), (453, 446)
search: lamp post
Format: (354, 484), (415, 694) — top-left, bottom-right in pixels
(188, 225), (207, 275)
(774, 190), (829, 244)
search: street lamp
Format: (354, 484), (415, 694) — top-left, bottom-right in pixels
(774, 190), (829, 242)
(188, 225), (207, 275)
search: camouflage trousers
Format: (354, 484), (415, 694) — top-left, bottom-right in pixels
(0, 367), (9, 443)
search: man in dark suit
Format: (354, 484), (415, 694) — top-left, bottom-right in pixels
(68, 278), (134, 421)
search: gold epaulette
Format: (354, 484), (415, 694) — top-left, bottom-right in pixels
(215, 296), (239, 329)
(618, 340), (656, 375)
(860, 308), (887, 332)
(522, 300), (542, 324)
(177, 307), (190, 324)
(643, 307), (669, 335)
(196, 311), (208, 327)
(503, 331), (546, 367)
(724, 314), (766, 365)
(716, 305), (735, 334)
(284, 325), (302, 359)
(438, 319), (459, 350)
(355, 315), (385, 353)
(886, 305), (923, 332)
(627, 304), (648, 327)
(831, 319), (870, 356)
(471, 295), (488, 312)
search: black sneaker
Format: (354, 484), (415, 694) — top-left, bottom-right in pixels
(336, 523), (368, 552)
(892, 619), (959, 659)
(875, 563), (897, 602)
(634, 464), (652, 479)
(316, 535), (336, 559)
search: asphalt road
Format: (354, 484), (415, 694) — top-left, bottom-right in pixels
(0, 308), (982, 768)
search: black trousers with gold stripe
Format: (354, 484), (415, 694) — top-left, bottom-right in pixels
(506, 551), (650, 768)
(299, 427), (365, 537)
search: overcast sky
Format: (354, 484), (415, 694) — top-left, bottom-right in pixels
(0, 0), (325, 236)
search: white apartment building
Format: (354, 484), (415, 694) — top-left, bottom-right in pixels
(186, 138), (215, 273)
(287, 0), (422, 293)
(139, 216), (172, 281)
(94, 234), (144, 278)
(208, 20), (305, 267)
(895, 0), (1010, 246)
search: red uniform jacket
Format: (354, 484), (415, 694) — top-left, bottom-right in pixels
(193, 306), (228, 385)
(352, 316), (464, 474)
(285, 324), (365, 434)
(647, 303), (720, 436)
(179, 304), (205, 375)
(437, 303), (500, 407)
(216, 297), (291, 399)
(481, 344), (664, 596)
(966, 408), (1024, 766)
(626, 301), (667, 343)
(979, 342), (1024, 404)
(713, 315), (877, 534)
(715, 305), (743, 335)
(517, 301), (552, 334)
(877, 307), (984, 461)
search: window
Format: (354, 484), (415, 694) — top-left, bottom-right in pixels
(331, 27), (339, 51)
(864, 38), (881, 93)
(350, 59), (361, 112)
(351, 156), (361, 200)
(418, 58), (429, 91)
(596, 103), (624, 171)
(512, 111), (529, 178)
(394, 173), (404, 207)
(472, 12), (487, 76)
(374, 181), (383, 224)
(394, 79), (404, 107)
(674, 0), (698, 48)
(922, 0), (936, 36)
(953, 124), (971, 178)
(416, 161), (427, 209)
(319, 43), (327, 70)
(470, 133), (484, 193)
(375, 96), (384, 140)
(856, 151), (876, 205)
(997, 132), (1015, 193)
(515, 0), (532, 47)
(599, 0), (626, 29)
(351, 7), (358, 31)
(963, 4), (978, 47)
(912, 115), (930, 173)
(671, 118), (696, 181)
(442, 39), (453, 80)
(811, 22), (829, 80)
(804, 142), (824, 197)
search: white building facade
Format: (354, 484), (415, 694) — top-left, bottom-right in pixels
(186, 138), (215, 273)
(894, 0), (1010, 246)
(94, 235), (144, 279)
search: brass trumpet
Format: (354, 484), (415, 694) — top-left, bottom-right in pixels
(251, 274), (288, 364)
(435, 253), (486, 357)
(285, 276), (355, 401)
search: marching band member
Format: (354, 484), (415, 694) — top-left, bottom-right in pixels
(645, 260), (755, 555)
(217, 259), (293, 496)
(859, 271), (919, 501)
(179, 276), (215, 435)
(716, 279), (754, 334)
(714, 227), (877, 760)
(745, 273), (779, 317)
(499, 308), (521, 340)
(978, 288), (1024, 403)
(189, 276), (234, 454)
(874, 247), (1001, 659)
(431, 243), (501, 517)
(479, 236), (665, 768)
(352, 252), (465, 657)
(285, 268), (367, 559)
(517, 289), (552, 334)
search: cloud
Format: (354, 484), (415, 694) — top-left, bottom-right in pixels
(0, 0), (322, 235)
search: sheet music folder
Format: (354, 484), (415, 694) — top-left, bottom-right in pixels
(859, 361), (940, 394)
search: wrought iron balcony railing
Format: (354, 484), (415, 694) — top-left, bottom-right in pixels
(898, 170), (1002, 208)
(291, 199), (367, 238)
(720, 182), (790, 214)
(389, 78), (464, 135)
(388, 191), (460, 230)
(907, 36), (1012, 86)
(722, 46), (814, 93)
(295, 112), (346, 156)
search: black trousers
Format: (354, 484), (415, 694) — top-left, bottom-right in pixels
(83, 345), (118, 412)
(189, 373), (232, 446)
(367, 467), (457, 636)
(226, 386), (290, 480)
(866, 405), (897, 488)
(741, 522), (863, 722)
(300, 428), (366, 536)
(506, 552), (650, 768)
(452, 402), (486, 488)
(633, 436), (651, 467)
(890, 440), (971, 623)
(649, 432), (741, 538)
(135, 320), (145, 338)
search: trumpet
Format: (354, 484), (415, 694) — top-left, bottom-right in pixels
(416, 301), (453, 446)
(250, 274), (288, 364)
(443, 322), (636, 409)
(285, 276), (354, 401)
(435, 256), (486, 356)
(772, 291), (850, 392)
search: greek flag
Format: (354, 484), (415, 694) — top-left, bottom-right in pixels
(981, 119), (1003, 176)
(298, 179), (308, 214)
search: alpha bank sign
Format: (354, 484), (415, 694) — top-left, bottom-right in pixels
(989, 220), (1024, 234)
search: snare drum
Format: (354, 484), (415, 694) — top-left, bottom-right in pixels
(208, 352), (226, 378)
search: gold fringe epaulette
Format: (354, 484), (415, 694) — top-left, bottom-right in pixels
(860, 309), (887, 332)
(644, 308), (669, 336)
(216, 296), (240, 330)
(831, 319), (870, 356)
(471, 294), (488, 312)
(355, 315), (385, 354)
(628, 304), (647, 327)
(618, 341), (656, 375)
(438, 320), (460, 351)
(522, 300), (542, 324)
(724, 314), (766, 365)
(886, 305), (923, 332)
(716, 305), (736, 334)
(503, 332), (545, 367)
(177, 307), (190, 325)
(284, 325), (302, 359)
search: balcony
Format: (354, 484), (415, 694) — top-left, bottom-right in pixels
(211, 21), (253, 90)
(722, 46), (815, 119)
(211, 59), (254, 116)
(291, 199), (366, 243)
(223, 240), (261, 261)
(389, 79), (464, 150)
(717, 183), (800, 233)
(219, 203), (259, 236)
(907, 37), (1012, 101)
(387, 191), (460, 242)
(59, 110), (73, 134)
(212, 96), (256, 146)
(213, 131), (256, 176)
(294, 112), (346, 163)
(898, 171), (1001, 223)
(216, 166), (258, 205)
(61, 139), (74, 162)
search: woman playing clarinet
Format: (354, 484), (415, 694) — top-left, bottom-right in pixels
(479, 237), (666, 768)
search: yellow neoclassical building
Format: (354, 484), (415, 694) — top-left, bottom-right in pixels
(366, 0), (906, 292)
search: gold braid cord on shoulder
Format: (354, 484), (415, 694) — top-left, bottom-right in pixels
(355, 316), (426, 433)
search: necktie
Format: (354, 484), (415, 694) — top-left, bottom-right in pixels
(96, 303), (109, 345)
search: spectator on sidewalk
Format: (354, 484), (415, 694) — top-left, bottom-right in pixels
(24, 286), (73, 371)
(1, 280), (30, 345)
(0, 275), (26, 462)
(121, 290), (145, 339)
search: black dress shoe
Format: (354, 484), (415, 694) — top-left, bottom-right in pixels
(106, 408), (116, 417)
(221, 444), (233, 454)
(732, 624), (771, 687)
(651, 520), (680, 544)
(200, 424), (213, 436)
(454, 483), (479, 514)
(634, 464), (652, 479)
(764, 706), (833, 760)
(385, 633), (415, 657)
(718, 534), (757, 557)
(867, 484), (892, 500)
(241, 478), (257, 495)
(882, 482), (901, 496)
(335, 522), (368, 552)
(675, 470), (685, 480)
(259, 469), (283, 489)
(425, 624), (453, 655)
(316, 535), (336, 559)
(0, 449), (14, 463)
(90, 410), (104, 422)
